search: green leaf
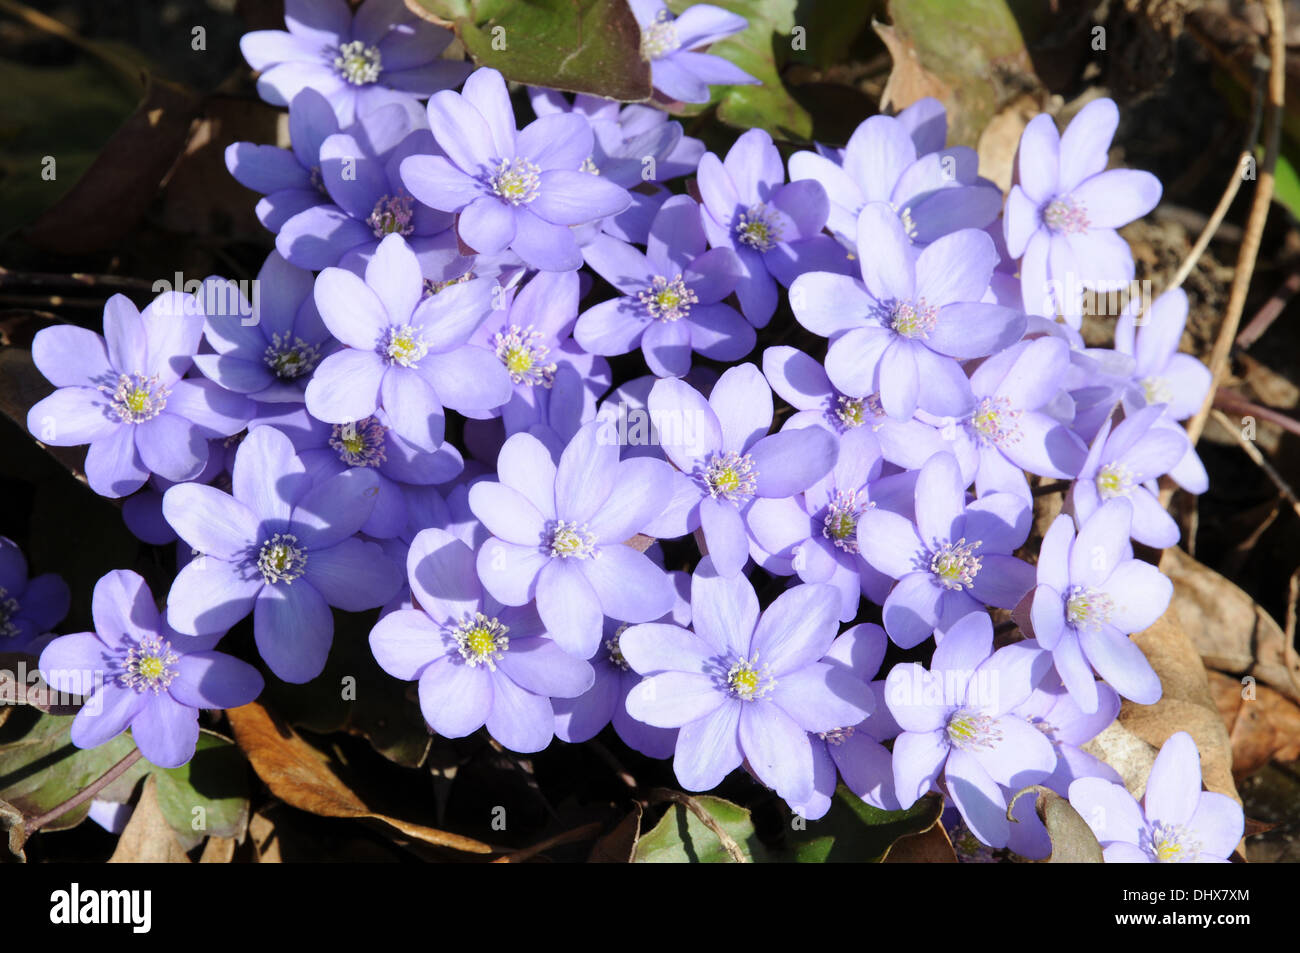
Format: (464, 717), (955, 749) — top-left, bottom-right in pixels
(0, 707), (250, 850)
(668, 0), (813, 141)
(1271, 151), (1300, 221)
(0, 58), (139, 237)
(1008, 785), (1103, 863)
(879, 0), (1037, 146)
(149, 732), (251, 851)
(407, 0), (651, 100)
(0, 707), (138, 832)
(633, 794), (766, 862)
(784, 786), (945, 862)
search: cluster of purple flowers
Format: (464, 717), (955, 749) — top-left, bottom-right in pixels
(19, 0), (1241, 860)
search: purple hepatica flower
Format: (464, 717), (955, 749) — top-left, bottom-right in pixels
(194, 252), (335, 404)
(400, 68), (632, 272)
(1020, 501), (1170, 713)
(304, 233), (510, 452)
(529, 88), (705, 182)
(792, 205), (1026, 420)
(629, 0), (758, 104)
(1114, 287), (1212, 494)
(225, 88), (339, 233)
(647, 365), (840, 577)
(38, 571), (263, 768)
(760, 345), (951, 469)
(577, 195), (752, 377)
(1004, 97), (1162, 324)
(951, 336), (1088, 500)
(161, 426), (401, 683)
(747, 427), (894, 621)
(369, 528), (593, 752)
(622, 559), (874, 804)
(790, 622), (898, 821)
(1069, 403), (1188, 548)
(552, 569), (690, 759)
(697, 128), (848, 327)
(885, 611), (1055, 848)
(468, 420), (677, 658)
(1069, 730), (1244, 863)
(27, 293), (253, 498)
(293, 409), (464, 539)
(468, 269), (611, 434)
(858, 451), (1034, 647)
(239, 0), (471, 126)
(790, 113), (1002, 249)
(0, 537), (70, 655)
(277, 114), (457, 271)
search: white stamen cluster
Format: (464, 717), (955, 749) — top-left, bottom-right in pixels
(102, 373), (170, 424)
(890, 297), (939, 340)
(380, 324), (430, 368)
(1042, 194), (1089, 235)
(367, 192), (415, 238)
(735, 203), (782, 252)
(330, 417), (388, 468)
(946, 707), (1002, 751)
(1096, 461), (1136, 500)
(971, 395), (1023, 448)
(494, 325), (557, 386)
(257, 533), (307, 584)
(726, 655), (775, 701)
(818, 726), (856, 746)
(546, 520), (598, 559)
(823, 489), (867, 554)
(451, 612), (509, 670)
(333, 40), (382, 85)
(1065, 585), (1114, 630)
(638, 274), (697, 322)
(702, 450), (757, 503)
(1140, 375), (1173, 406)
(605, 624), (631, 671)
(929, 538), (983, 591)
(490, 157), (541, 206)
(263, 333), (321, 380)
(0, 588), (20, 639)
(121, 636), (179, 694)
(1143, 821), (1202, 863)
(640, 10), (680, 60)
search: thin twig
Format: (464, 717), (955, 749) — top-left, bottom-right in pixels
(1214, 387), (1300, 439)
(1284, 568), (1300, 698)
(491, 822), (604, 863)
(1030, 480), (1072, 497)
(0, 294), (106, 310)
(647, 787), (748, 863)
(1209, 408), (1300, 521)
(19, 747), (143, 844)
(0, 268), (155, 293)
(1236, 266), (1300, 349)
(1184, 0), (1286, 450)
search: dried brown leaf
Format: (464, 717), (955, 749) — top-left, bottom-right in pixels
(882, 821), (958, 863)
(1163, 546), (1300, 700)
(1117, 585), (1241, 806)
(588, 805), (641, 863)
(226, 701), (494, 854)
(1208, 671), (1300, 777)
(108, 776), (190, 864)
